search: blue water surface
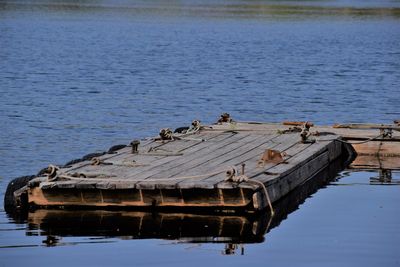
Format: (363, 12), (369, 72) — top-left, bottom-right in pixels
(0, 0), (399, 266)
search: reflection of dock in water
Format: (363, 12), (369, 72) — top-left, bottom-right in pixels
(26, 157), (345, 248)
(368, 169), (400, 185)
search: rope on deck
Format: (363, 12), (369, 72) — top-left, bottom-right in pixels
(319, 133), (384, 144)
(336, 133), (385, 144)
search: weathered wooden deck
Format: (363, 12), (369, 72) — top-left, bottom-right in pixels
(25, 121), (347, 212)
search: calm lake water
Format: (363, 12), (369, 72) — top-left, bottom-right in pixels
(1, 0), (400, 266)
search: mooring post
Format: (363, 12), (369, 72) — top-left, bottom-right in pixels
(130, 140), (140, 154)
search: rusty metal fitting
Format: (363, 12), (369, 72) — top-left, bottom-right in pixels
(380, 128), (393, 139)
(303, 121), (313, 130)
(130, 140), (140, 153)
(300, 129), (309, 143)
(218, 113), (232, 123)
(192, 120), (201, 128)
(257, 149), (286, 167)
(300, 122), (315, 143)
(159, 128), (173, 140)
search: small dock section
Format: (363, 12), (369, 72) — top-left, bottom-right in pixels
(26, 120), (345, 212)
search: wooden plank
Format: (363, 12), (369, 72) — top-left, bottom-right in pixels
(104, 131), (223, 165)
(141, 133), (268, 178)
(180, 133), (278, 176)
(133, 132), (251, 183)
(65, 132), (211, 170)
(73, 133), (231, 182)
(223, 133), (316, 191)
(134, 133), (306, 190)
(62, 138), (157, 171)
(253, 138), (338, 186)
(67, 164), (118, 176)
(179, 133), (297, 189)
(61, 133), (219, 187)
(123, 131), (239, 180)
(209, 122), (283, 132)
(170, 133), (279, 187)
(66, 131), (218, 176)
(151, 133), (278, 190)
(135, 133), (256, 189)
(240, 146), (319, 190)
(137, 135), (265, 189)
(217, 133), (311, 190)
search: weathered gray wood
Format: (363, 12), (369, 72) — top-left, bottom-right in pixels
(104, 131), (223, 166)
(136, 132), (273, 189)
(124, 131), (238, 181)
(253, 138), (339, 187)
(215, 133), (306, 189)
(178, 133), (292, 189)
(62, 139), (156, 172)
(134, 132), (251, 184)
(162, 133), (275, 186)
(179, 133), (278, 177)
(219, 135), (339, 191)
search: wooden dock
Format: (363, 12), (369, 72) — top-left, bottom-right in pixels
(25, 158), (344, 246)
(8, 118), (400, 214)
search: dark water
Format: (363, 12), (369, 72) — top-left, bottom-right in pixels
(1, 0), (400, 266)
